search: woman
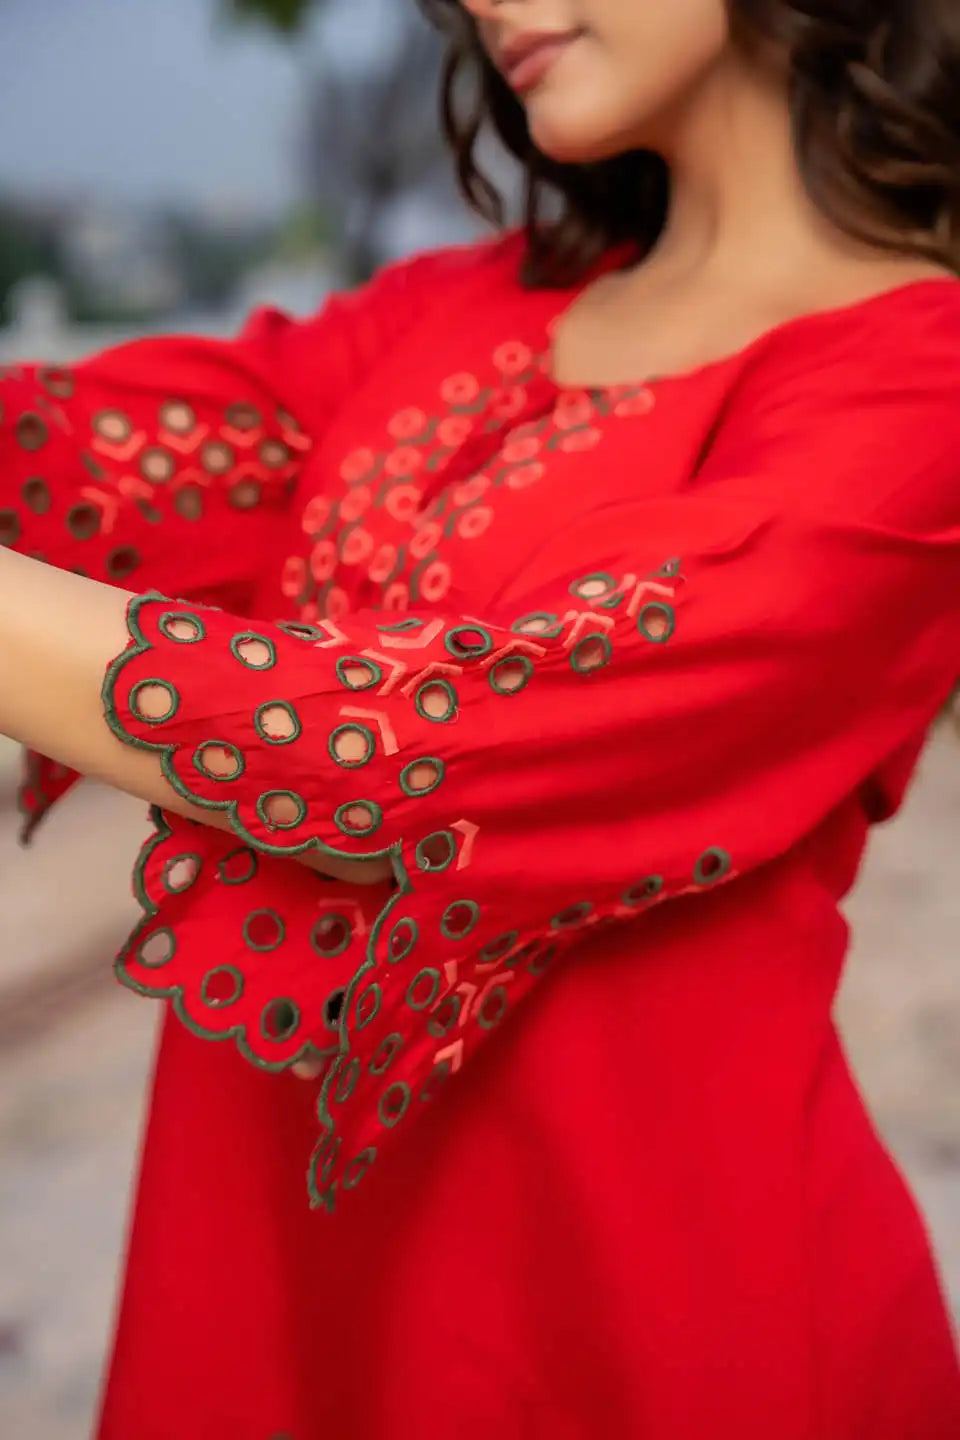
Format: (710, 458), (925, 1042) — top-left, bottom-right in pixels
(2, 0), (959, 1435)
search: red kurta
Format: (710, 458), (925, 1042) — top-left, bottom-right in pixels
(3, 233), (960, 1438)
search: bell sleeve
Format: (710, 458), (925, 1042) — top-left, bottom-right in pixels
(0, 247), (455, 835)
(99, 316), (960, 1209)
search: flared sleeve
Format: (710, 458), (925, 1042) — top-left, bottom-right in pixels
(0, 246), (460, 835)
(100, 304), (960, 1209)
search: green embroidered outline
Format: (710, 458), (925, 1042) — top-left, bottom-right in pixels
(343, 1146), (378, 1189)
(369, 1032), (404, 1077)
(511, 611), (563, 639)
(399, 757), (446, 798)
(489, 655), (535, 696)
(335, 655), (383, 692)
(551, 901), (594, 930)
(334, 799), (384, 838)
(415, 830), (457, 873)
(160, 851), (202, 896)
(444, 624), (494, 660)
(570, 634), (613, 674)
(378, 1082), (411, 1130)
(256, 789), (308, 832)
(353, 982), (382, 1030)
(199, 964), (245, 1009)
(477, 984), (509, 1031)
(387, 917), (419, 962)
(217, 846), (259, 885)
(136, 926), (177, 969)
(129, 678), (179, 725)
(115, 809), (340, 1078)
(406, 967), (441, 1011)
(193, 740), (246, 783)
(693, 847), (732, 886)
(254, 700), (302, 746)
(158, 610), (206, 644)
(622, 875), (665, 906)
(310, 914), (352, 960)
(242, 908), (286, 953)
(229, 630), (278, 671)
(328, 723), (376, 770)
(637, 602), (677, 644)
(414, 678), (458, 723)
(440, 899), (481, 941)
(479, 930), (519, 964)
(427, 993), (462, 1040)
(260, 997), (301, 1044)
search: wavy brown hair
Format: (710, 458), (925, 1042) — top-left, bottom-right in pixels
(417, 0), (960, 287)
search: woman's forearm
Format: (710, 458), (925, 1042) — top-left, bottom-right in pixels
(0, 550), (390, 884)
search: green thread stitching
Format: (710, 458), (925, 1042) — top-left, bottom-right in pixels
(637, 602), (676, 644)
(129, 678), (179, 725)
(254, 700), (302, 746)
(242, 908), (286, 953)
(406, 968), (441, 1011)
(199, 965), (245, 1008)
(256, 789), (308, 832)
(387, 917), (418, 962)
(378, 1083), (411, 1130)
(160, 852), (202, 895)
(477, 984), (509, 1030)
(399, 757), (445, 798)
(334, 800), (383, 838)
(415, 830), (456, 873)
(260, 997), (301, 1043)
(444, 623), (494, 660)
(570, 634), (612, 673)
(335, 655), (383, 692)
(414, 678), (458, 723)
(693, 847), (732, 886)
(489, 655), (535, 695)
(310, 914), (352, 960)
(193, 740), (245, 782)
(440, 899), (481, 940)
(328, 723), (376, 769)
(158, 610), (206, 644)
(229, 630), (277, 670)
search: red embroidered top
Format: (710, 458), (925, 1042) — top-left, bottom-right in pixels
(4, 233), (960, 1439)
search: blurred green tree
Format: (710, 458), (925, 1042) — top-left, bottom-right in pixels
(224, 0), (320, 34)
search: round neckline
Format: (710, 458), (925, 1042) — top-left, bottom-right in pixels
(542, 274), (960, 395)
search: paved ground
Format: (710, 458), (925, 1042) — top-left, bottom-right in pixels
(0, 733), (958, 1438)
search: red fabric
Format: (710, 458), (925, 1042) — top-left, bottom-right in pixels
(4, 234), (960, 1436)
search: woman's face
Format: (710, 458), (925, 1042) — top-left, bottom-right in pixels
(462, 0), (733, 163)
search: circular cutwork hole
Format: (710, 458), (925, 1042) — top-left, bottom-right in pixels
(343, 1146), (377, 1190)
(174, 485), (204, 521)
(22, 478), (51, 514)
(329, 724), (375, 769)
(193, 741), (244, 781)
(159, 401), (196, 434)
(420, 1059), (453, 1104)
(335, 656), (383, 692)
(570, 634), (612, 674)
(512, 611), (562, 638)
(406, 968), (441, 1011)
(427, 994), (461, 1040)
(479, 930), (519, 965)
(311, 914), (352, 959)
(225, 402), (262, 431)
(399, 758), (445, 797)
(551, 901), (594, 930)
(637, 602), (676, 644)
(228, 480), (262, 511)
(200, 965), (244, 1008)
(257, 790), (307, 831)
(243, 908), (286, 952)
(444, 624), (494, 661)
(0, 509), (20, 547)
(230, 632), (277, 671)
(159, 611), (205, 644)
(415, 679), (458, 723)
(333, 1055), (360, 1102)
(201, 440), (234, 475)
(527, 944), (558, 977)
(136, 927), (176, 969)
(334, 800), (382, 837)
(162, 853), (201, 894)
(66, 503), (101, 541)
(260, 997), (300, 1043)
(324, 988), (346, 1032)
(370, 1033), (404, 1077)
(106, 546), (141, 580)
(217, 846), (258, 885)
(278, 620), (324, 642)
(255, 701), (301, 745)
(693, 847), (732, 886)
(388, 918), (418, 963)
(17, 413), (48, 451)
(129, 679), (179, 725)
(354, 983), (382, 1030)
(378, 1082), (411, 1130)
(440, 900), (481, 941)
(478, 984), (509, 1030)
(622, 875), (664, 907)
(140, 447), (175, 483)
(415, 830), (457, 873)
(94, 410), (132, 443)
(489, 657), (534, 695)
(570, 572), (617, 602)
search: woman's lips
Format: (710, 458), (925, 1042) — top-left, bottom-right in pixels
(501, 31), (582, 94)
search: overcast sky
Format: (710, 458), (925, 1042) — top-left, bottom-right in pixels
(0, 0), (376, 215)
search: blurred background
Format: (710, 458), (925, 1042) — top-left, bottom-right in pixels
(0, 2), (957, 1436)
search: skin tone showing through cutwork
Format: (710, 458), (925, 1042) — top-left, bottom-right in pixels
(0, 0), (952, 1085)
